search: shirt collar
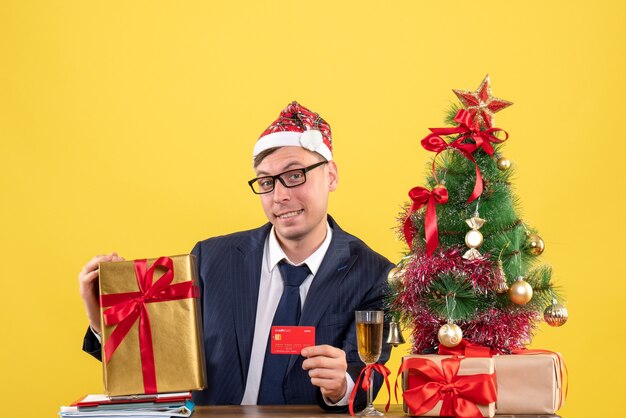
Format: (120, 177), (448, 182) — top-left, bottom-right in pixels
(268, 221), (333, 275)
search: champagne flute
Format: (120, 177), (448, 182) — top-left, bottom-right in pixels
(355, 310), (384, 416)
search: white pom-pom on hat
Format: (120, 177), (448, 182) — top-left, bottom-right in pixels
(299, 129), (323, 152)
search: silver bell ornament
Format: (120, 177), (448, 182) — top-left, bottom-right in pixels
(386, 321), (406, 347)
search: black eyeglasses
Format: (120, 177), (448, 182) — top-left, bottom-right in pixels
(248, 161), (328, 194)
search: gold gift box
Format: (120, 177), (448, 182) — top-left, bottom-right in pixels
(494, 353), (565, 414)
(99, 254), (206, 396)
(401, 355), (496, 417)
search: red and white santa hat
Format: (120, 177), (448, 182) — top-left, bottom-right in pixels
(253, 101), (333, 161)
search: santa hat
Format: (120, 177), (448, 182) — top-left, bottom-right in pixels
(253, 101), (333, 161)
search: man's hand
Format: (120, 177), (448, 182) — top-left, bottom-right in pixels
(78, 252), (125, 333)
(301, 345), (348, 404)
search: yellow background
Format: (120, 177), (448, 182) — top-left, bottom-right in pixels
(1, 1), (624, 416)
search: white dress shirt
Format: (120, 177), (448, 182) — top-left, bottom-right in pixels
(240, 222), (355, 406)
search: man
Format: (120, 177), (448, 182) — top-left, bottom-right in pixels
(79, 101), (393, 411)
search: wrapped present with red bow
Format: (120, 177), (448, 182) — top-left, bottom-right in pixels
(397, 355), (497, 418)
(437, 342), (567, 414)
(98, 255), (206, 396)
(494, 351), (566, 414)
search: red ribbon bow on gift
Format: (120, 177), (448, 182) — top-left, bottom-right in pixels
(395, 357), (497, 418)
(348, 363), (391, 416)
(421, 109), (509, 203)
(101, 257), (199, 394)
(438, 340), (496, 358)
(403, 185), (448, 256)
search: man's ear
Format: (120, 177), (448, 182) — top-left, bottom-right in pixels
(327, 161), (339, 192)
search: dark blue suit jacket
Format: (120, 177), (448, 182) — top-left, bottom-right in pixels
(83, 216), (393, 412)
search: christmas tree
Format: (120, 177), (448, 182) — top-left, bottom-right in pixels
(388, 75), (568, 354)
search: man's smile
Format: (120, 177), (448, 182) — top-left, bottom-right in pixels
(276, 209), (304, 219)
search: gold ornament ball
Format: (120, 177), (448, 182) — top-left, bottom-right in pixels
(509, 278), (533, 305)
(544, 303), (568, 327)
(497, 157), (511, 171)
(526, 234), (545, 256)
(437, 323), (463, 348)
(387, 267), (401, 283)
(464, 229), (484, 249)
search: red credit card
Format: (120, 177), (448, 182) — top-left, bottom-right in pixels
(270, 326), (315, 354)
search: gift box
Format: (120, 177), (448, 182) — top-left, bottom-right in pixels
(99, 254), (206, 396)
(400, 355), (496, 417)
(494, 352), (565, 414)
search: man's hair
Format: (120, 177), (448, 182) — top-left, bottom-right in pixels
(253, 148), (279, 168)
(253, 147), (327, 168)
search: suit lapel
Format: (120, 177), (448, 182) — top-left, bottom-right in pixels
(230, 223), (271, 384)
(299, 229), (355, 327)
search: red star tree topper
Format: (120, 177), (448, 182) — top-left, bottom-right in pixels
(453, 74), (513, 129)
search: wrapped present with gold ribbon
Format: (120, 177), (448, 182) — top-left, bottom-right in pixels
(494, 351), (566, 414)
(397, 355), (496, 418)
(99, 254), (206, 396)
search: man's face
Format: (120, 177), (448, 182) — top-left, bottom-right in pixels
(254, 146), (338, 245)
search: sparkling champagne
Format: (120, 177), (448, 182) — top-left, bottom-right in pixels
(356, 321), (383, 364)
(355, 311), (385, 417)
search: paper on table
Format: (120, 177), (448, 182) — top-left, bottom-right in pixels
(73, 392), (191, 406)
(59, 400), (194, 417)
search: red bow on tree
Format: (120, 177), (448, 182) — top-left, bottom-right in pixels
(421, 109), (509, 203)
(403, 185), (448, 256)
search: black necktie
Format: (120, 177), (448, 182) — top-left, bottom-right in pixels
(257, 261), (311, 404)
